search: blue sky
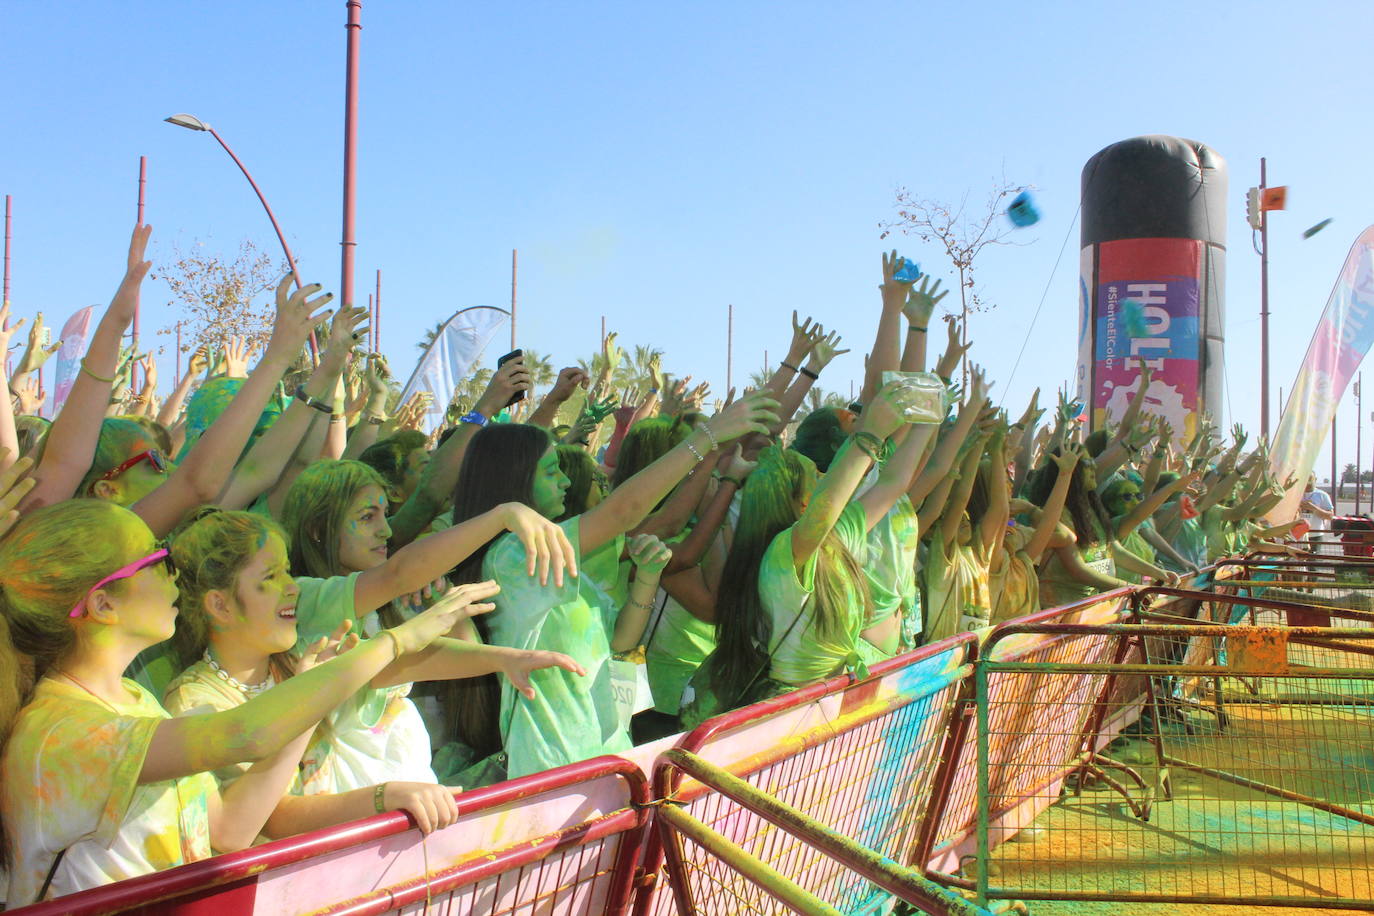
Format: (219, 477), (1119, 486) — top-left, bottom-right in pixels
(3, 1), (1371, 480)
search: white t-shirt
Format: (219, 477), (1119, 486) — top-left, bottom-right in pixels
(2, 677), (216, 904)
(1300, 487), (1334, 531)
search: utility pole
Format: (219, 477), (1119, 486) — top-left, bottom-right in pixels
(1332, 417), (1339, 509)
(510, 249), (518, 350)
(339, 1), (362, 319)
(1259, 158), (1271, 441)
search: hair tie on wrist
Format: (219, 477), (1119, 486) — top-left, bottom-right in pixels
(80, 360), (115, 383)
(799, 366), (819, 381)
(780, 361), (799, 373)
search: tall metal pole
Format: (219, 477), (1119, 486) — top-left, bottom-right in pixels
(374, 268), (381, 352)
(1357, 373), (1363, 515)
(340, 0), (362, 320)
(3, 194), (11, 323)
(175, 321), (183, 387)
(510, 249), (518, 350)
(1333, 417), (1340, 510)
(727, 304), (734, 393)
(1260, 157), (1271, 442)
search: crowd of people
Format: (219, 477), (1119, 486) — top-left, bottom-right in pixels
(0, 226), (1308, 904)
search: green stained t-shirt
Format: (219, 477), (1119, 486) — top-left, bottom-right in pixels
(761, 502), (882, 687)
(484, 517), (632, 778)
(862, 495), (921, 636)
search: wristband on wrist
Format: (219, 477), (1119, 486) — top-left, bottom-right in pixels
(648, 387), (660, 394)
(80, 360), (115, 383)
(374, 783), (388, 813)
(628, 597), (655, 612)
(459, 410), (489, 427)
(719, 474), (744, 487)
(909, 325), (928, 333)
(799, 366), (819, 381)
(780, 361), (799, 373)
(365, 414), (386, 426)
(295, 386), (333, 414)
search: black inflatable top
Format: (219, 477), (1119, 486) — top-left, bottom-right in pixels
(1081, 135), (1228, 247)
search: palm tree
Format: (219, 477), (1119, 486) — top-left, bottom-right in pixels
(416, 320), (447, 353)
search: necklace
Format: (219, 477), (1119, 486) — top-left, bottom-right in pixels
(54, 669), (123, 712)
(203, 649), (275, 696)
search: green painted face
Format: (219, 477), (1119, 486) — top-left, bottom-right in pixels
(532, 445), (571, 519)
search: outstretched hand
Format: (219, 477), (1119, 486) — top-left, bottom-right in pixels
(806, 330), (850, 373)
(904, 276), (948, 326)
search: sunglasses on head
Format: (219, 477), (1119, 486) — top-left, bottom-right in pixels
(69, 544), (176, 619)
(98, 450), (168, 483)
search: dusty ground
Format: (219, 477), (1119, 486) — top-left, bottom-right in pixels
(983, 725), (1374, 916)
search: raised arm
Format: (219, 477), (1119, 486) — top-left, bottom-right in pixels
(387, 358), (529, 548)
(768, 330), (848, 436)
(938, 427), (991, 547)
(529, 366), (590, 429)
(978, 423), (1011, 555)
(859, 251), (911, 404)
(218, 304), (366, 510)
(132, 276), (333, 535)
(0, 303), (26, 469)
(789, 387), (904, 569)
(909, 369), (988, 504)
(899, 277), (947, 373)
(140, 591), (472, 783)
(1115, 470), (1193, 539)
(1024, 444), (1083, 564)
(20, 225), (151, 512)
(579, 392), (779, 554)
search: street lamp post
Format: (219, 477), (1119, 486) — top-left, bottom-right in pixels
(164, 113), (317, 358)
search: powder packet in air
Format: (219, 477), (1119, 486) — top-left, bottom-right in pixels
(879, 371), (947, 424)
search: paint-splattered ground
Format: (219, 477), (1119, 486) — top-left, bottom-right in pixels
(985, 735), (1374, 915)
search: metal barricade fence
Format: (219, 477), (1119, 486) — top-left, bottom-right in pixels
(920, 589), (1137, 882)
(9, 756), (651, 916)
(653, 749), (995, 916)
(972, 622), (1374, 910)
(636, 635), (977, 916)
(1214, 557), (1374, 619)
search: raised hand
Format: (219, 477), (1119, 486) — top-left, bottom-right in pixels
(473, 356), (530, 416)
(683, 381), (711, 412)
(13, 377), (44, 415)
(110, 224), (154, 324)
(647, 354), (663, 393)
(548, 366), (590, 403)
(967, 364), (991, 406)
(187, 344), (210, 379)
(1052, 441), (1085, 474)
(601, 332), (623, 380)
(267, 273), (335, 358)
(857, 378), (913, 441)
(904, 276), (948, 327)
(704, 390), (781, 444)
(222, 336), (255, 379)
(581, 390), (619, 426)
(324, 301), (371, 358)
(0, 453), (37, 539)
(880, 249), (913, 313)
(16, 312), (62, 375)
(787, 312), (825, 364)
(806, 330), (850, 373)
(0, 301), (26, 356)
(1135, 356), (1153, 390)
(941, 314), (972, 367)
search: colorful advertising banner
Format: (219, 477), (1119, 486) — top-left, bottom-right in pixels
(1082, 238), (1203, 441)
(50, 305), (97, 412)
(1269, 225), (1374, 521)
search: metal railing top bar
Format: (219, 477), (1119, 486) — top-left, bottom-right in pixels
(1135, 585), (1374, 624)
(12, 755), (649, 916)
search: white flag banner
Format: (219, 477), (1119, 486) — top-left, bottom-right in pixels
(398, 306), (510, 434)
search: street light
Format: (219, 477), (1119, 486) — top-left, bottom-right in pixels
(164, 113), (317, 357)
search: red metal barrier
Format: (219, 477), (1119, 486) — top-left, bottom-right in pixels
(9, 756), (650, 916)
(637, 635), (977, 916)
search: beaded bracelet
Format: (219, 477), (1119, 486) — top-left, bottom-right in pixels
(700, 423), (719, 452)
